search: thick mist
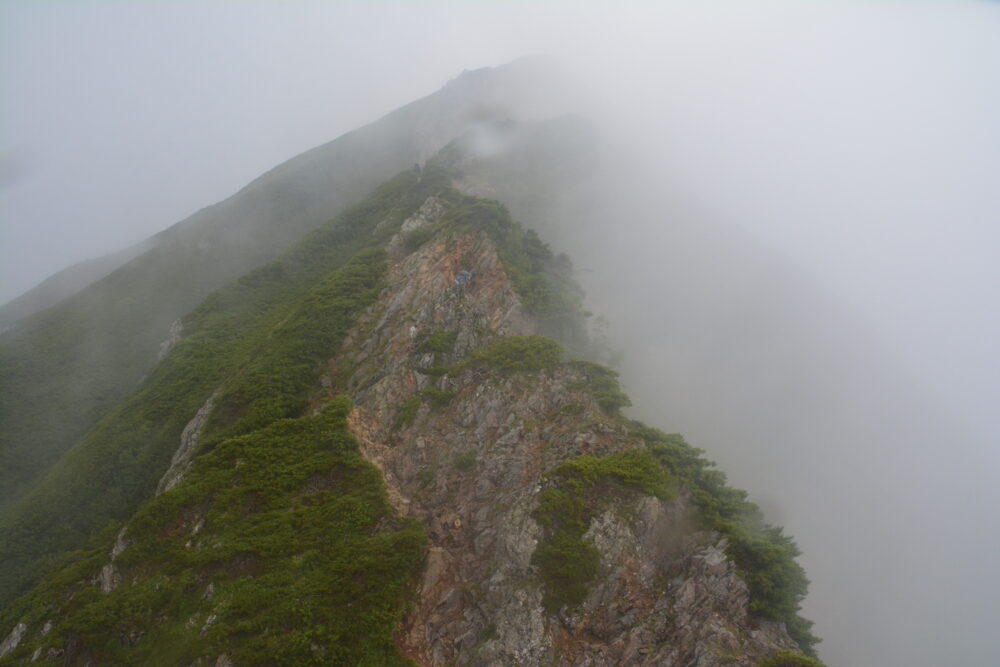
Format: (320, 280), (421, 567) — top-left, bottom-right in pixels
(3, 2), (999, 665)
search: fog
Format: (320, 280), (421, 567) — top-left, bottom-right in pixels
(2, 1), (999, 665)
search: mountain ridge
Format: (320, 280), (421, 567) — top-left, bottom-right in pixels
(0, 157), (819, 665)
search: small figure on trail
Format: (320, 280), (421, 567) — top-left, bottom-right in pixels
(454, 270), (473, 287)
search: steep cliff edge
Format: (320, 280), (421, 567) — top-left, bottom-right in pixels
(0, 164), (819, 665)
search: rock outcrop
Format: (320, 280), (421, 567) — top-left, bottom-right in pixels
(333, 199), (802, 665)
(155, 391), (218, 496)
(0, 623), (26, 660)
(157, 319), (184, 361)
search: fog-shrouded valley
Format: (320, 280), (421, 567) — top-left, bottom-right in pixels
(1, 2), (998, 666)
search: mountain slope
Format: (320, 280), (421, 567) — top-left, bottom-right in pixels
(0, 58), (576, 518)
(0, 160), (818, 665)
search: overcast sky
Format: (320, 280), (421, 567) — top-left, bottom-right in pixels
(2, 1), (999, 664)
(4, 0), (996, 443)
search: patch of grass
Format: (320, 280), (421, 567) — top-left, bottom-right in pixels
(453, 450), (478, 471)
(401, 225), (437, 252)
(415, 329), (458, 377)
(416, 469), (435, 489)
(477, 622), (498, 644)
(531, 449), (675, 612)
(414, 365), (450, 377)
(421, 388), (454, 411)
(394, 396), (421, 431)
(417, 329), (457, 355)
(461, 335), (563, 375)
(202, 247), (388, 444)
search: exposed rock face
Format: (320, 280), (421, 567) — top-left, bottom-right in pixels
(92, 527), (131, 594)
(0, 623), (26, 659)
(334, 200), (800, 665)
(157, 318), (184, 361)
(155, 392), (218, 496)
(94, 562), (120, 595)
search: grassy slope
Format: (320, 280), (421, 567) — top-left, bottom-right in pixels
(0, 396), (425, 666)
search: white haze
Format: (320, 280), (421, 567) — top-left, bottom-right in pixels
(2, 1), (999, 665)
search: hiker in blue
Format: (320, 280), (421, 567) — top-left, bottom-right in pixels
(454, 270), (473, 286)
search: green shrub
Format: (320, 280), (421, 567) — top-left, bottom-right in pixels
(453, 450), (478, 471)
(416, 469), (435, 489)
(532, 531), (600, 612)
(569, 361), (631, 413)
(415, 365), (450, 377)
(202, 248), (387, 444)
(463, 335), (563, 375)
(394, 396), (421, 430)
(421, 388), (455, 411)
(417, 328), (458, 355)
(532, 449), (675, 612)
(401, 225), (436, 252)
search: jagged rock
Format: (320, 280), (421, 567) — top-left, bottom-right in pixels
(201, 614), (218, 635)
(385, 196), (448, 255)
(156, 391), (218, 496)
(95, 562), (121, 594)
(0, 622), (27, 658)
(158, 318), (184, 360)
(93, 526), (131, 594)
(110, 526), (130, 560)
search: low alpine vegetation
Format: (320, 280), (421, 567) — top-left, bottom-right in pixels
(531, 449), (676, 612)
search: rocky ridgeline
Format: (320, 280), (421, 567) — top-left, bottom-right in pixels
(336, 198), (800, 665)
